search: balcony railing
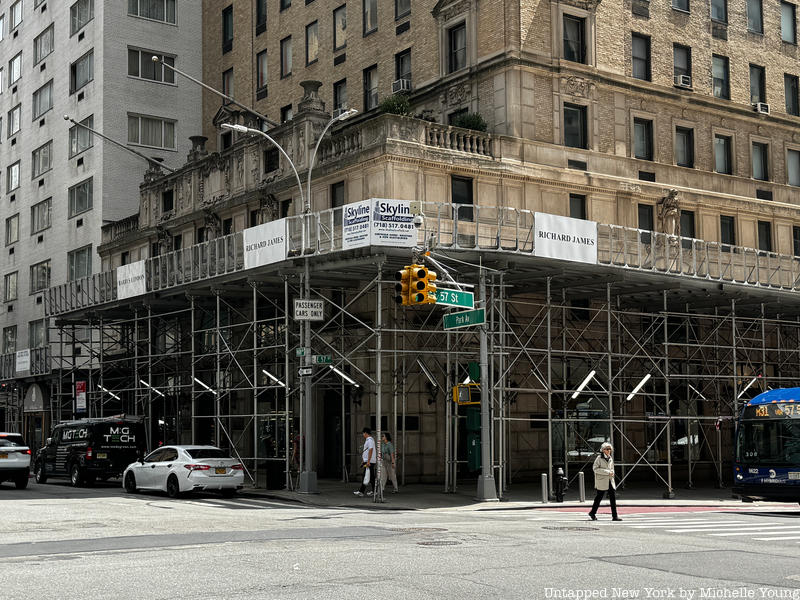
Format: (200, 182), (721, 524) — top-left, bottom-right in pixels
(46, 203), (800, 317)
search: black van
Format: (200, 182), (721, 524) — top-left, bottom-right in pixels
(34, 416), (147, 487)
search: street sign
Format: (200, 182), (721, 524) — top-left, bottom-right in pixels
(294, 299), (324, 321)
(312, 354), (332, 365)
(298, 366), (313, 377)
(295, 347), (308, 357)
(435, 289), (474, 309)
(443, 308), (485, 330)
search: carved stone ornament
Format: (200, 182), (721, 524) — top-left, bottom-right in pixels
(657, 189), (680, 237)
(560, 0), (602, 10)
(447, 83), (469, 106)
(563, 76), (592, 98)
(236, 153), (244, 187)
(432, 0), (471, 21)
(203, 208), (222, 239)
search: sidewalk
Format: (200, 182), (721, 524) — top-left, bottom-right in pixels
(242, 479), (765, 511)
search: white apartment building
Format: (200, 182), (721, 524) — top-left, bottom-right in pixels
(0, 0), (201, 435)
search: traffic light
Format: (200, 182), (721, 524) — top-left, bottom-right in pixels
(424, 268), (437, 304)
(394, 266), (412, 305)
(409, 265), (437, 305)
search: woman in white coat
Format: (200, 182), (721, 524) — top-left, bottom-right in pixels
(588, 442), (622, 521)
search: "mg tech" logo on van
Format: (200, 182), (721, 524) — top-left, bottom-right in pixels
(103, 427), (136, 443)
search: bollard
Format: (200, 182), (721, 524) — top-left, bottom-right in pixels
(578, 471), (585, 502)
(555, 467), (566, 502)
(541, 473), (548, 503)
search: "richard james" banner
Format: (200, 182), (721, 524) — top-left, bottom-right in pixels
(534, 212), (598, 264)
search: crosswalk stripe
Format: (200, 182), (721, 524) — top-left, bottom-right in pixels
(666, 523), (783, 532)
(752, 536), (800, 541)
(710, 527), (800, 537)
(627, 521), (730, 527)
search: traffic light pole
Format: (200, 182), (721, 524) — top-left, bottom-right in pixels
(476, 267), (498, 501)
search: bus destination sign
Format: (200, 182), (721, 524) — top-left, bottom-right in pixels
(750, 402), (800, 418)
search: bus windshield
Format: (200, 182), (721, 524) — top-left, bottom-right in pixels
(737, 419), (800, 466)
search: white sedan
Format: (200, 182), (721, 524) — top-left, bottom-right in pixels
(122, 445), (245, 498)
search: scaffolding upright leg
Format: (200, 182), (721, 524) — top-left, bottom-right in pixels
(664, 290), (675, 498)
(476, 267), (498, 501)
(375, 266), (384, 503)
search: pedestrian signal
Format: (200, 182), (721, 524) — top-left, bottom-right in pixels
(394, 266), (412, 305)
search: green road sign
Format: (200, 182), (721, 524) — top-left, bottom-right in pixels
(295, 347), (308, 357)
(312, 354), (332, 365)
(435, 289), (474, 308)
(443, 308), (485, 330)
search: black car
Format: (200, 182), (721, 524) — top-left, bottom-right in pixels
(34, 417), (147, 487)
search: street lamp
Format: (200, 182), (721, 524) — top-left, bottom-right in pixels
(306, 108), (357, 214)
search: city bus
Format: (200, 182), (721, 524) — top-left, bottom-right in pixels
(733, 388), (800, 503)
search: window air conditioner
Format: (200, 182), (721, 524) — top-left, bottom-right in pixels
(674, 74), (692, 88)
(754, 102), (770, 115)
(392, 78), (412, 94)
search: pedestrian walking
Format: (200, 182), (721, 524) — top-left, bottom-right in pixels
(588, 442), (622, 521)
(354, 427), (376, 497)
(380, 432), (399, 494)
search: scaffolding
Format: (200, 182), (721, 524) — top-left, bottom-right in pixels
(35, 202), (800, 494)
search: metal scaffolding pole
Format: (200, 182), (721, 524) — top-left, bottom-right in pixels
(663, 290), (674, 498)
(374, 265), (384, 503)
(476, 267), (498, 501)
(299, 260), (317, 493)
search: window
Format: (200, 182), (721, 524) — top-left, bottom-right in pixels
(569, 194), (586, 220)
(782, 2), (796, 43)
(222, 68), (233, 103)
(280, 36), (292, 77)
(70, 50), (94, 94)
(0, 16), (5, 42)
(632, 34), (650, 81)
(714, 134), (732, 174)
(747, 0), (763, 33)
(128, 0), (176, 24)
(363, 64), (378, 110)
(711, 0), (727, 22)
(331, 181), (345, 226)
(29, 84), (52, 125)
(789, 149), (800, 186)
(68, 178), (93, 217)
(395, 48), (411, 82)
(448, 22), (466, 73)
(222, 5), (233, 53)
(264, 148), (279, 172)
(638, 203), (654, 244)
(10, 0), (22, 30)
(363, 0), (377, 35)
(69, 116), (93, 157)
(280, 0), (290, 9)
(29, 261), (50, 294)
(128, 49), (175, 83)
(6, 162), (19, 192)
(7, 105), (21, 138)
(4, 272), (17, 302)
(680, 210), (696, 241)
(786, 75), (799, 115)
(68, 246), (92, 281)
(633, 118), (653, 161)
(750, 64), (766, 104)
(9, 53), (22, 85)
(563, 103), (587, 149)
(256, 0), (267, 32)
(752, 142), (769, 181)
(71, 0), (94, 35)
(673, 44), (691, 78)
(675, 126), (694, 168)
(306, 21), (318, 65)
(712, 55), (730, 100)
(33, 25), (54, 65)
(758, 221), (772, 252)
(256, 51), (268, 92)
(672, 0), (689, 11)
(2, 326), (16, 353)
(396, 0), (410, 19)
(6, 215), (18, 246)
(334, 5), (347, 50)
(32, 141), (52, 178)
(29, 320), (47, 349)
(280, 105), (293, 123)
(563, 15), (586, 63)
(451, 176), (474, 221)
(794, 226), (800, 256)
(31, 198), (51, 233)
(333, 79), (347, 111)
(127, 114), (176, 150)
(162, 189), (174, 213)
(720, 215), (736, 247)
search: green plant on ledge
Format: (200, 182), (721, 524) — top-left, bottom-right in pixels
(450, 112), (488, 132)
(378, 94), (413, 116)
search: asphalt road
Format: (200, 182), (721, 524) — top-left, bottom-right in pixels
(2, 479), (800, 599)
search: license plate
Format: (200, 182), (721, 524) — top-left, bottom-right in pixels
(789, 472), (800, 480)
(97, 453), (107, 459)
(0, 453), (6, 459)
(215, 467), (226, 475)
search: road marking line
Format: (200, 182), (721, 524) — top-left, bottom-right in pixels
(752, 536), (800, 540)
(710, 527), (800, 536)
(666, 523), (782, 532)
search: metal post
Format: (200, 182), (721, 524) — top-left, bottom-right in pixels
(476, 267), (498, 501)
(663, 290), (675, 498)
(546, 276), (553, 497)
(578, 471), (586, 502)
(541, 473), (549, 503)
(374, 266), (384, 503)
(299, 260), (317, 493)
(215, 293), (222, 449)
(284, 277), (291, 490)
(252, 284), (259, 488)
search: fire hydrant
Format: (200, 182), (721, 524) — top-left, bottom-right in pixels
(555, 467), (567, 502)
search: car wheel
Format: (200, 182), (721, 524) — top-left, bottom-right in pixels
(124, 472), (137, 494)
(221, 488), (236, 498)
(166, 475), (181, 499)
(34, 461), (47, 484)
(70, 463), (83, 488)
(15, 476), (28, 490)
